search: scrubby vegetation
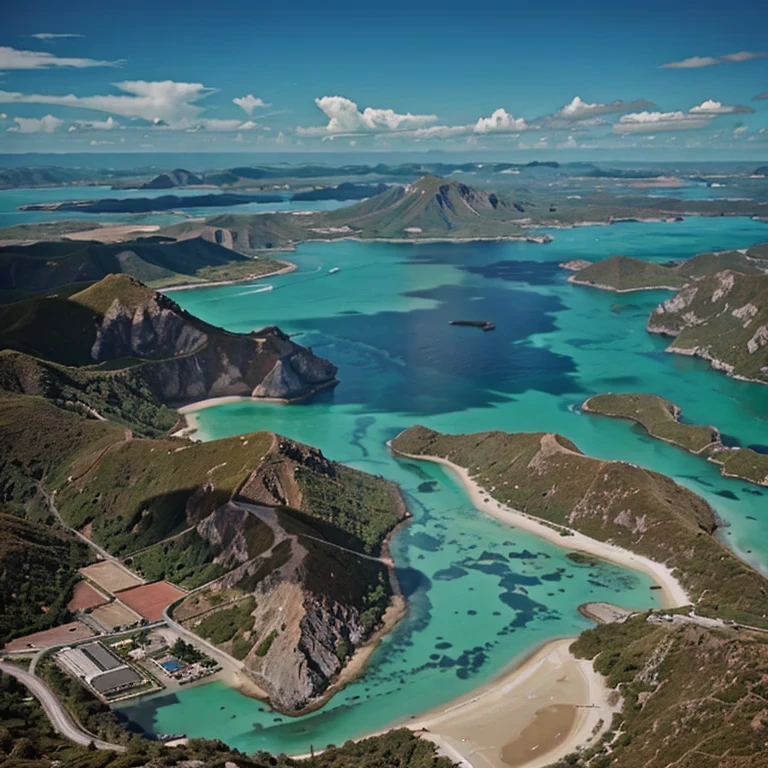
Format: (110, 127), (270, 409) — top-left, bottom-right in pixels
(0, 512), (90, 644)
(584, 392), (768, 486)
(553, 616), (768, 768)
(1, 672), (454, 767)
(583, 393), (718, 453)
(648, 270), (768, 384)
(393, 426), (768, 627)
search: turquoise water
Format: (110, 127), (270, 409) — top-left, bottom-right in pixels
(119, 216), (768, 752)
(0, 187), (350, 229)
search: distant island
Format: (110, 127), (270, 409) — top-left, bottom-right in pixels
(583, 393), (768, 486)
(19, 192), (282, 214)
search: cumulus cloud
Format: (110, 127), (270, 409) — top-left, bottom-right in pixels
(556, 135), (581, 149)
(612, 110), (712, 134)
(0, 81), (215, 126)
(89, 139), (113, 145)
(297, 95), (438, 136)
(473, 108), (527, 134)
(552, 96), (656, 121)
(183, 118), (261, 132)
(688, 99), (754, 114)
(7, 114), (63, 133)
(67, 116), (119, 131)
(660, 51), (767, 68)
(27, 33), (84, 40)
(232, 94), (270, 115)
(0, 46), (120, 70)
(733, 125), (749, 136)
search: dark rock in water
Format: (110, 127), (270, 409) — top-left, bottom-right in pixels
(714, 490), (739, 501)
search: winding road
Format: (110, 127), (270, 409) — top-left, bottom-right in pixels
(0, 661), (126, 752)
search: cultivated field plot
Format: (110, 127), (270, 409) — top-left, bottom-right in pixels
(80, 561), (143, 594)
(4, 621), (93, 652)
(117, 581), (186, 621)
(67, 581), (109, 612)
(90, 602), (142, 631)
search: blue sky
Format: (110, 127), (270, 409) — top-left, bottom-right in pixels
(1, 0), (767, 157)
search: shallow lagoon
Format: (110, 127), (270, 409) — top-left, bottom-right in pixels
(119, 216), (768, 752)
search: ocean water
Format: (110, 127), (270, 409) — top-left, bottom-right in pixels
(118, 216), (768, 752)
(0, 187), (350, 230)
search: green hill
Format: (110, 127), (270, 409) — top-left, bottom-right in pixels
(558, 616), (768, 768)
(0, 389), (406, 712)
(0, 512), (90, 644)
(0, 235), (282, 299)
(0, 274), (338, 405)
(160, 176), (527, 253)
(567, 246), (768, 292)
(568, 256), (686, 292)
(648, 270), (768, 383)
(584, 393), (768, 486)
(141, 168), (203, 189)
(392, 426), (768, 627)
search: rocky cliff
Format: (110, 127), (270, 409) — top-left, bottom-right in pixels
(74, 275), (339, 402)
(647, 270), (768, 384)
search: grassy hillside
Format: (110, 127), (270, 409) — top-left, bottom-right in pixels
(567, 246), (768, 293)
(557, 616), (768, 768)
(392, 426), (768, 627)
(583, 393), (719, 453)
(0, 273), (339, 407)
(0, 235), (282, 299)
(648, 271), (768, 384)
(0, 512), (90, 644)
(160, 175), (527, 253)
(584, 392), (768, 486)
(568, 256), (686, 292)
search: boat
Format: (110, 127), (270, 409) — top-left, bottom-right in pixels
(449, 320), (496, 331)
(328, 267), (340, 274)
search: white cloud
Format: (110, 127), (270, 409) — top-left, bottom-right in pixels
(297, 95), (438, 136)
(275, 130), (286, 144)
(28, 33), (84, 40)
(7, 114), (63, 133)
(613, 110), (712, 134)
(232, 94), (270, 115)
(0, 46), (120, 70)
(0, 113), (6, 120)
(660, 51), (767, 68)
(89, 139), (113, 145)
(183, 118), (261, 132)
(406, 124), (472, 139)
(552, 96), (655, 121)
(67, 116), (119, 131)
(688, 99), (754, 115)
(0, 81), (214, 125)
(556, 135), (581, 149)
(733, 125), (749, 136)
(473, 108), (527, 134)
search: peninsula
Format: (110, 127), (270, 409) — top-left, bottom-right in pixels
(583, 393), (768, 486)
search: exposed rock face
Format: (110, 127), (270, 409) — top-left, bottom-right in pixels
(91, 297), (208, 360)
(647, 270), (768, 384)
(88, 288), (338, 404)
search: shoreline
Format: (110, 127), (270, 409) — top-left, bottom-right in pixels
(391, 447), (689, 610)
(409, 637), (617, 768)
(160, 260), (297, 293)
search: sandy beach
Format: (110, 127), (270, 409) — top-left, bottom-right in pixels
(411, 638), (617, 768)
(392, 450), (689, 609)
